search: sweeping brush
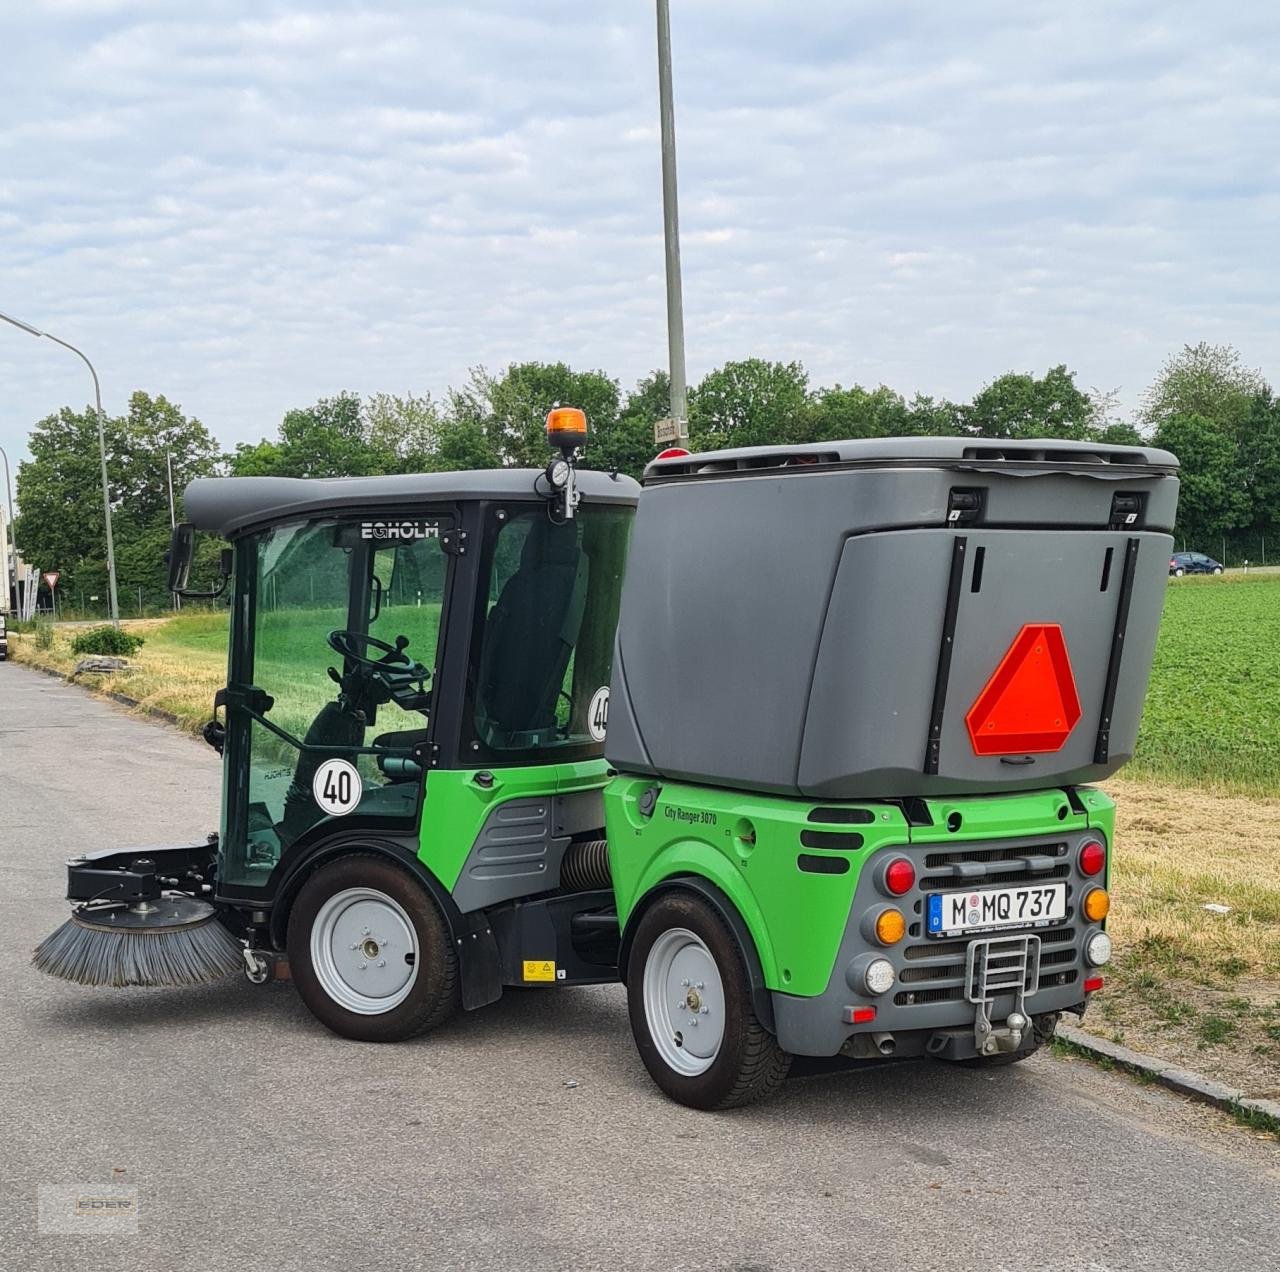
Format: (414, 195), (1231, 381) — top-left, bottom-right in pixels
(32, 895), (244, 989)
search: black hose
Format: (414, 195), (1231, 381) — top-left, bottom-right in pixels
(559, 838), (612, 891)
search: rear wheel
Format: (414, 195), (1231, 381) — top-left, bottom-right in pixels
(288, 854), (459, 1042)
(626, 892), (790, 1109)
(1174, 568), (1185, 576)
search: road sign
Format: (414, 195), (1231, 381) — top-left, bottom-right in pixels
(653, 416), (682, 445)
(43, 571), (60, 591)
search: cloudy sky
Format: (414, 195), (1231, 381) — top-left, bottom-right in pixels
(1, 0), (1277, 466)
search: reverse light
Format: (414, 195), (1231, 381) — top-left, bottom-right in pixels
(883, 858), (916, 896)
(864, 958), (896, 995)
(1084, 975), (1105, 994)
(874, 909), (906, 946)
(1083, 887), (1110, 922)
(1079, 840), (1106, 877)
(1085, 931), (1113, 967)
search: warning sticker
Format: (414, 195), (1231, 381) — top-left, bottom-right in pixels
(522, 960), (557, 983)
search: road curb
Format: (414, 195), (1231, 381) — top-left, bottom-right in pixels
(1057, 1022), (1280, 1131)
(16, 658), (187, 731)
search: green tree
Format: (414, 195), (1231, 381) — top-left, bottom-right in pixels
(16, 392), (221, 610)
(1239, 391), (1280, 534)
(1139, 342), (1267, 435)
(582, 371), (670, 479)
(960, 366), (1094, 440)
(365, 391), (445, 473)
(689, 359), (810, 450)
(275, 391), (388, 477)
(449, 363), (621, 468)
(1150, 413), (1250, 546)
(807, 384), (913, 440)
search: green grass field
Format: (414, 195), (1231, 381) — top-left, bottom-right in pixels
(1130, 572), (1280, 794)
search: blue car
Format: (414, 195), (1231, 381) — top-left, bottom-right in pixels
(1170, 550), (1224, 576)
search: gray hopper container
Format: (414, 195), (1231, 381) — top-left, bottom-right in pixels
(606, 437), (1179, 799)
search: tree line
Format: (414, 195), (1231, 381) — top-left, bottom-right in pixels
(14, 342), (1280, 613)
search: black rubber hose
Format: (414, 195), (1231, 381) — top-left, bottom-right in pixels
(559, 839), (612, 891)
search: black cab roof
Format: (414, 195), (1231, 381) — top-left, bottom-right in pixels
(184, 469), (641, 538)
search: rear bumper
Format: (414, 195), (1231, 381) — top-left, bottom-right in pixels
(768, 830), (1106, 1057)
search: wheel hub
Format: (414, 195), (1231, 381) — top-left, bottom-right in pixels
(642, 927), (726, 1076)
(311, 888), (420, 1015)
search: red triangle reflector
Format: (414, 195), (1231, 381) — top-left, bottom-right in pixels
(965, 623), (1081, 756)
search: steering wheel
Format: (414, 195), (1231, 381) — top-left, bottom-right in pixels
(327, 630), (430, 687)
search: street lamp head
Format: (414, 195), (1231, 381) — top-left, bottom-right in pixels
(0, 309), (45, 339)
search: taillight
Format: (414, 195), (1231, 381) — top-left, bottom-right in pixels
(1079, 840), (1106, 877)
(1084, 975), (1104, 993)
(884, 858), (916, 896)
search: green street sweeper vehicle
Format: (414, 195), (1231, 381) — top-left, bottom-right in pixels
(34, 412), (1179, 1109)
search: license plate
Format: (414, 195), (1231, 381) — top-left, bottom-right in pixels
(927, 882), (1067, 936)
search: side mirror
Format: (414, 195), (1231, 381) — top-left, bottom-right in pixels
(166, 524), (232, 599)
(166, 523), (196, 593)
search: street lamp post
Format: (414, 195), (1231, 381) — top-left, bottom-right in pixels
(0, 444), (16, 614)
(655, 0), (690, 448)
(0, 309), (119, 625)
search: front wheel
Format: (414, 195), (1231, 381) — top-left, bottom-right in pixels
(626, 892), (791, 1109)
(1213, 566), (1224, 574)
(288, 854), (459, 1043)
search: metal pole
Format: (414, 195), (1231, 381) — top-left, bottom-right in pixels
(656, 0), (689, 446)
(0, 310), (120, 626)
(0, 444), (15, 614)
(166, 452), (181, 611)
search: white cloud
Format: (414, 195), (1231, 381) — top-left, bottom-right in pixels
(1, 0), (1278, 469)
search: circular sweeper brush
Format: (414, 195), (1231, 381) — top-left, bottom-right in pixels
(32, 897), (244, 989)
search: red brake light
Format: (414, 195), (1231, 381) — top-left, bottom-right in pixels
(1084, 975), (1104, 993)
(655, 447), (690, 460)
(844, 1006), (877, 1024)
(884, 858), (916, 896)
(1079, 841), (1106, 877)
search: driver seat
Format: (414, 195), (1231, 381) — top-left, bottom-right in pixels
(477, 518), (589, 743)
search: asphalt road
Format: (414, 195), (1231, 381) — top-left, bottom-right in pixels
(2, 664), (1278, 1272)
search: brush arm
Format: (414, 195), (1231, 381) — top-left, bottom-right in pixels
(66, 840), (219, 905)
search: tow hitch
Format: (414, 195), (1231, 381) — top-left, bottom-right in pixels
(966, 934), (1041, 1056)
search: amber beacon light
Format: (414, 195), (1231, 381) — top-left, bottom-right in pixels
(544, 407), (587, 521)
(545, 406), (588, 451)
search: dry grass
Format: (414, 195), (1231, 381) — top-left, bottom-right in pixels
(8, 617), (226, 736)
(1098, 775), (1280, 1094)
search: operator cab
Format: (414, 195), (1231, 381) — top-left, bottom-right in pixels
(172, 466), (637, 901)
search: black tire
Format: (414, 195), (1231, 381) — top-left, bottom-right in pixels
(626, 892), (791, 1110)
(287, 854), (459, 1043)
(949, 1012), (1058, 1068)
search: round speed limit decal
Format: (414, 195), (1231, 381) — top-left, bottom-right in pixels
(587, 686), (610, 742)
(313, 758), (363, 817)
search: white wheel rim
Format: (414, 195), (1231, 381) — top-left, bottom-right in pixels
(310, 887), (419, 1014)
(642, 927), (726, 1076)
